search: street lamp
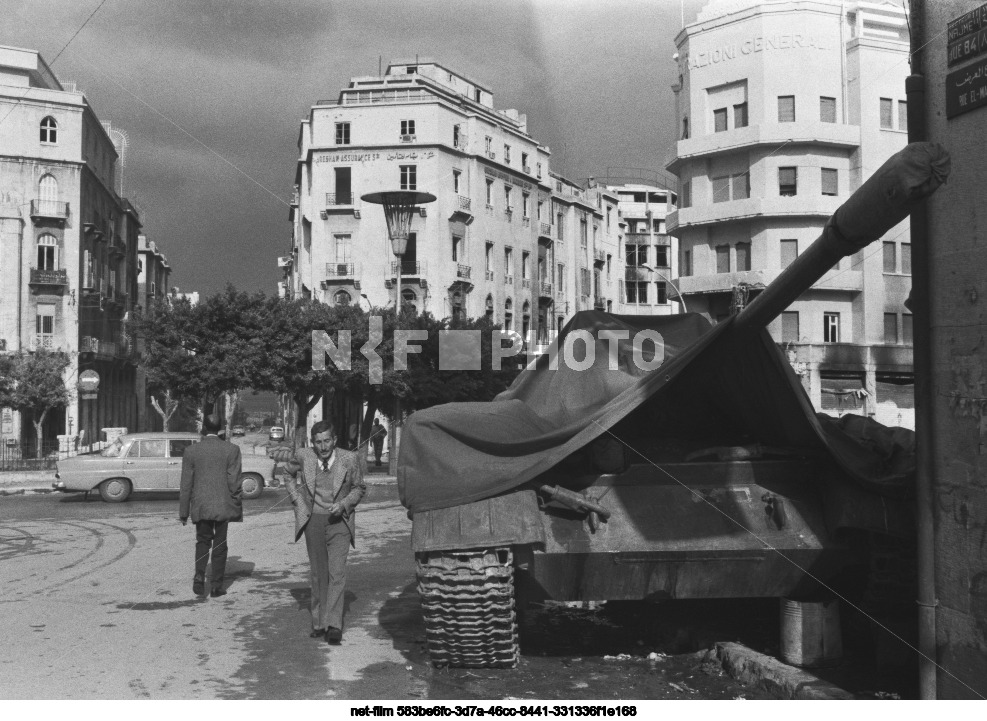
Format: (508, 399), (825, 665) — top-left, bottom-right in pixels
(640, 263), (688, 313)
(360, 190), (436, 474)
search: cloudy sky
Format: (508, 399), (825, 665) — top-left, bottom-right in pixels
(6, 0), (708, 296)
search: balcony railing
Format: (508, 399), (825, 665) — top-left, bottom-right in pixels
(521, 278), (532, 289)
(326, 192), (354, 206)
(32, 334), (56, 351)
(485, 270), (495, 281)
(457, 264), (472, 279)
(29, 268), (68, 286)
(30, 199), (69, 221)
(594, 296), (606, 310)
(391, 260), (424, 276)
(523, 165), (532, 174)
(504, 275), (514, 285)
(625, 232), (671, 246)
(593, 248), (606, 262)
(325, 262), (355, 277)
(539, 282), (553, 297)
(457, 195), (472, 211)
(539, 222), (552, 238)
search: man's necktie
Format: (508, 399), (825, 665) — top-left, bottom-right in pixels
(322, 459), (329, 472)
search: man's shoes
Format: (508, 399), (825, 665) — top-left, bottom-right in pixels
(309, 629), (325, 639)
(210, 587), (227, 597)
(326, 627), (342, 644)
(193, 578), (206, 597)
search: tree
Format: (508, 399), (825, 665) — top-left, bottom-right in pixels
(2, 350), (71, 458)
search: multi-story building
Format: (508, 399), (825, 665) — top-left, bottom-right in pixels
(135, 234), (171, 431)
(287, 60), (631, 354)
(604, 183), (681, 315)
(666, 0), (914, 427)
(0, 45), (141, 450)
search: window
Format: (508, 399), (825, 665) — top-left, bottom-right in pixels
(522, 193), (529, 218)
(485, 136), (493, 155)
(682, 250), (692, 277)
(898, 100), (908, 131)
(626, 281), (649, 304)
(333, 290), (352, 306)
(38, 174), (58, 214)
(883, 241), (897, 273)
(40, 116), (57, 143)
(169, 439), (195, 457)
(485, 242), (493, 273)
(580, 268), (591, 296)
(712, 175), (730, 202)
(626, 244), (647, 267)
(334, 234), (352, 264)
(504, 298), (513, 331)
(903, 314), (913, 344)
(884, 313), (899, 344)
(504, 144), (511, 163)
(736, 242), (751, 271)
(823, 312), (840, 343)
(654, 245), (669, 268)
(606, 254), (612, 277)
(557, 213), (564, 240)
(522, 302), (530, 339)
(452, 170), (461, 194)
(521, 152), (528, 169)
(820, 96), (837, 123)
(782, 311), (800, 342)
(880, 98), (893, 129)
(606, 206), (611, 229)
(682, 116), (690, 139)
(656, 282), (668, 304)
(400, 119), (416, 137)
(713, 107), (728, 133)
(83, 249), (95, 289)
(452, 236), (462, 262)
(733, 102), (748, 128)
(36, 302), (55, 338)
(486, 179), (494, 207)
(137, 439), (167, 458)
(536, 162), (542, 178)
(453, 124), (462, 148)
(400, 165), (417, 190)
(778, 95), (795, 122)
(821, 168), (838, 196)
(504, 185), (513, 211)
(36, 234), (58, 270)
(334, 167), (352, 204)
(402, 288), (417, 313)
(778, 167), (797, 196)
(504, 247), (513, 276)
(522, 251), (530, 279)
(580, 219), (588, 247)
(712, 172), (749, 202)
(335, 122), (350, 145)
(780, 239), (798, 268)
(557, 263), (566, 293)
(680, 179), (691, 208)
(716, 245), (730, 274)
(901, 243), (912, 274)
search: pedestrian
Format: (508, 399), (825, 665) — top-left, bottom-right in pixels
(274, 420), (366, 644)
(370, 418), (387, 467)
(179, 413), (243, 598)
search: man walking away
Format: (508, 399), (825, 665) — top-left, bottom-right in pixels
(370, 418), (387, 467)
(273, 420), (366, 644)
(180, 414), (243, 598)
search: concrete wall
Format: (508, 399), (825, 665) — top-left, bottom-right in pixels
(922, 0), (987, 701)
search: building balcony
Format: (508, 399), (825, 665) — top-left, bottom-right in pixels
(108, 237), (126, 258)
(325, 262), (356, 278)
(504, 275), (514, 285)
(593, 248), (606, 264)
(391, 260), (426, 277)
(538, 222), (553, 241)
(324, 192), (360, 219)
(485, 270), (494, 281)
(677, 266), (863, 297)
(594, 296), (606, 310)
(667, 122), (861, 173)
(31, 334), (57, 352)
(450, 195), (474, 225)
(539, 281), (553, 299)
(666, 196), (842, 234)
(521, 278), (532, 289)
(457, 264), (472, 280)
(83, 222), (105, 242)
(30, 199), (69, 223)
(523, 165), (532, 174)
(326, 191), (354, 206)
(29, 268), (68, 286)
(625, 232), (671, 246)
(278, 255), (293, 269)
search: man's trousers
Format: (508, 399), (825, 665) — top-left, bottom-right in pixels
(194, 520), (229, 589)
(303, 513), (352, 631)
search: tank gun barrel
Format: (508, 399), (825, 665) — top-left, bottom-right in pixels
(734, 142), (950, 333)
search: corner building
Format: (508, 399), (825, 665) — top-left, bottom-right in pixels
(667, 0), (915, 427)
(287, 60), (626, 353)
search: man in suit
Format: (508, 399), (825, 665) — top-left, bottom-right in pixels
(273, 420), (366, 644)
(370, 418), (387, 467)
(179, 414), (243, 598)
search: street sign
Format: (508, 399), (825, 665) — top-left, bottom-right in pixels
(80, 392), (98, 400)
(79, 370), (100, 393)
(948, 3), (987, 67)
(946, 56), (987, 118)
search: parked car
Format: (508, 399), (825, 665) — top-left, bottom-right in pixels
(231, 425), (246, 437)
(52, 432), (275, 503)
(268, 426), (285, 442)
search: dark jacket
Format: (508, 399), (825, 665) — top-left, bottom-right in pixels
(179, 436), (243, 523)
(284, 447), (366, 544)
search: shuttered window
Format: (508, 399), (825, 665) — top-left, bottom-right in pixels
(884, 313), (899, 344)
(820, 96), (836, 123)
(782, 311), (799, 342)
(713, 108), (728, 132)
(732, 172), (750, 200)
(733, 102), (748, 128)
(901, 243), (912, 274)
(780, 239), (798, 268)
(898, 100), (907, 131)
(821, 168), (838, 196)
(778, 95), (795, 122)
(880, 98), (893, 128)
(715, 245), (730, 274)
(779, 167), (797, 196)
(712, 176), (730, 203)
(883, 242), (897, 273)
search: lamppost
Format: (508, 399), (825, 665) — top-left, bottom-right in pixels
(641, 263), (688, 313)
(360, 190), (436, 475)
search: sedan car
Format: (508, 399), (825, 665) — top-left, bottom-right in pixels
(268, 426), (285, 442)
(52, 432), (275, 503)
(231, 425), (246, 437)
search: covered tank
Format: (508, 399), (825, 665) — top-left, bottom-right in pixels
(398, 143), (951, 668)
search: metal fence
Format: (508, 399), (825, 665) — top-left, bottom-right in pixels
(0, 440), (62, 471)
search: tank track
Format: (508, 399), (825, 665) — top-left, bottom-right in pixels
(416, 547), (519, 668)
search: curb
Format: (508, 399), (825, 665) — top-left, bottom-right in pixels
(713, 642), (855, 700)
(1, 475), (398, 497)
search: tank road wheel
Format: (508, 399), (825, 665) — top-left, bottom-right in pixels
(98, 478), (132, 503)
(239, 473), (264, 500)
(416, 547), (519, 668)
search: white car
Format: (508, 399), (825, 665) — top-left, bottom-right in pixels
(52, 432), (275, 502)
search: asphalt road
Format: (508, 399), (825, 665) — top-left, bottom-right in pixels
(0, 484), (776, 700)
